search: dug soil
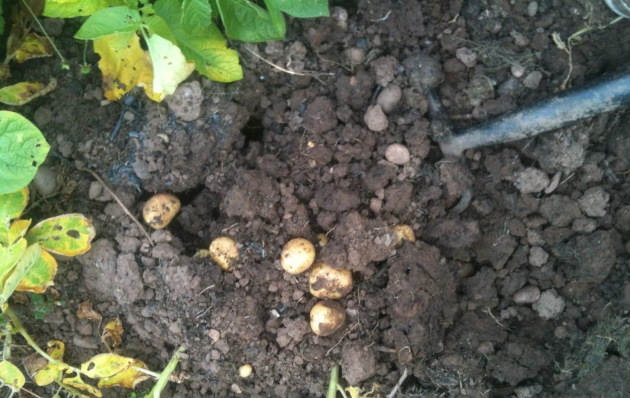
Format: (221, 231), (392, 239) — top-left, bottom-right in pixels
(7, 1), (630, 397)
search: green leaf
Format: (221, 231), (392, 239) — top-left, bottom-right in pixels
(0, 239), (27, 282)
(0, 187), (27, 245)
(144, 15), (177, 45)
(263, 0), (286, 37)
(75, 6), (142, 40)
(0, 360), (25, 392)
(25, 214), (96, 257)
(155, 0), (242, 82)
(0, 243), (40, 305)
(0, 111), (50, 194)
(43, 0), (136, 18)
(8, 219), (31, 246)
(0, 187), (29, 222)
(215, 0), (284, 42)
(265, 0), (329, 18)
(0, 0), (4, 35)
(182, 0), (212, 29)
(145, 34), (195, 99)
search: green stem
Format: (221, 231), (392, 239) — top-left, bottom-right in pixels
(326, 365), (340, 398)
(19, 0), (69, 67)
(3, 306), (81, 375)
(144, 346), (186, 398)
(3, 324), (11, 360)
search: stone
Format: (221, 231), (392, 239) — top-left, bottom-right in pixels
(533, 289), (565, 319)
(513, 285), (541, 304)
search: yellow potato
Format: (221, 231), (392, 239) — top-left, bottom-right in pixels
(309, 262), (353, 299)
(142, 193), (181, 229)
(280, 238), (315, 274)
(316, 233), (329, 246)
(391, 224), (415, 247)
(310, 301), (346, 336)
(239, 364), (252, 378)
(209, 236), (238, 272)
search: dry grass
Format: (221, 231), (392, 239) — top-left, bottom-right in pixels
(577, 312), (630, 379)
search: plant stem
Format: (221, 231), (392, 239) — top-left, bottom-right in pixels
(3, 306), (82, 374)
(144, 346), (186, 398)
(3, 324), (11, 360)
(19, 0), (69, 67)
(326, 365), (340, 398)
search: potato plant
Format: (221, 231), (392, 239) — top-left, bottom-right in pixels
(36, 0), (329, 102)
(0, 111), (184, 397)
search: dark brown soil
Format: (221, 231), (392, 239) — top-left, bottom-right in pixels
(6, 1), (630, 397)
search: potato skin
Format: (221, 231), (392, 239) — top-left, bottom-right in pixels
(310, 301), (346, 336)
(143, 193), (181, 229)
(209, 236), (238, 272)
(309, 262), (353, 299)
(280, 238), (315, 274)
(391, 224), (415, 247)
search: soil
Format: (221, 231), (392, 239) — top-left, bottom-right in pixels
(5, 1), (630, 397)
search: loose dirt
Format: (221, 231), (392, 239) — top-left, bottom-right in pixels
(6, 1), (630, 397)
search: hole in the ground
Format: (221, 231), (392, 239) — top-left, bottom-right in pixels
(242, 117), (264, 149)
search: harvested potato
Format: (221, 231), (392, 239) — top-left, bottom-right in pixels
(310, 301), (346, 336)
(209, 236), (238, 272)
(309, 262), (353, 299)
(239, 364), (252, 378)
(280, 238), (315, 274)
(142, 193), (181, 229)
(391, 224), (415, 247)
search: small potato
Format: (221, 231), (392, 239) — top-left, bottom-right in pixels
(309, 262), (353, 299)
(143, 193), (181, 229)
(316, 233), (328, 247)
(210, 236), (238, 272)
(310, 301), (346, 336)
(239, 364), (252, 378)
(280, 238), (315, 274)
(391, 224), (415, 247)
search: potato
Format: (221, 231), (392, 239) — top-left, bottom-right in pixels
(142, 193), (181, 229)
(316, 233), (328, 247)
(309, 262), (353, 299)
(280, 238), (315, 274)
(209, 236), (238, 272)
(239, 364), (253, 378)
(310, 301), (346, 336)
(391, 224), (415, 247)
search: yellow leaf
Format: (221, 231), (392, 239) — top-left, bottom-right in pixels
(0, 65), (10, 80)
(144, 34), (195, 101)
(81, 353), (135, 379)
(94, 32), (146, 101)
(25, 214), (96, 256)
(102, 316), (123, 347)
(32, 341), (68, 386)
(98, 360), (150, 389)
(8, 219), (31, 245)
(0, 79), (57, 106)
(62, 374), (102, 397)
(15, 249), (58, 294)
(15, 33), (54, 62)
(47, 340), (65, 361)
(77, 301), (102, 323)
(0, 360), (25, 391)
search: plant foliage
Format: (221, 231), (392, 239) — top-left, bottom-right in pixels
(40, 0), (328, 101)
